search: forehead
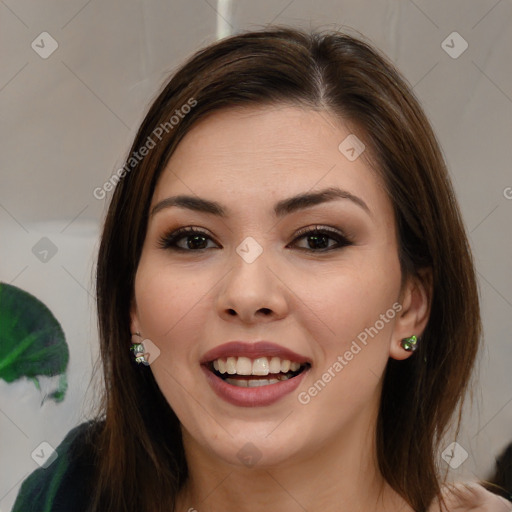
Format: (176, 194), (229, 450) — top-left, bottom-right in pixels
(153, 105), (390, 219)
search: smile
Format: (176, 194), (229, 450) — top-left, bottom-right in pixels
(209, 356), (309, 388)
(200, 341), (312, 406)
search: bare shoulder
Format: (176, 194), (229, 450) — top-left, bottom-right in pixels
(428, 483), (512, 511)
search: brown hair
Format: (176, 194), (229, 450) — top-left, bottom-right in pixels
(92, 26), (481, 511)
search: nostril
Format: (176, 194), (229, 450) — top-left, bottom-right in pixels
(225, 308), (272, 317)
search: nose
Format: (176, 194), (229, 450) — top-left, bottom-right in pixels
(215, 244), (289, 324)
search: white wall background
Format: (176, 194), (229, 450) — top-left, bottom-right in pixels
(1, 1), (511, 510)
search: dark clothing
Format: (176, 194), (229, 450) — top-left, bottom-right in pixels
(11, 421), (99, 512)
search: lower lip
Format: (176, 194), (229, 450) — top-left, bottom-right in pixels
(200, 364), (310, 407)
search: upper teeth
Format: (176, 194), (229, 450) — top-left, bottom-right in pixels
(212, 356), (302, 376)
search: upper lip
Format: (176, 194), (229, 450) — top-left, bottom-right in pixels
(200, 341), (312, 365)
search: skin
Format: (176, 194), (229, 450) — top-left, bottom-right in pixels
(130, 104), (434, 511)
(429, 483), (512, 511)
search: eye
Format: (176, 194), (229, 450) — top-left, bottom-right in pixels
(157, 227), (220, 251)
(158, 225), (353, 253)
(289, 225), (353, 252)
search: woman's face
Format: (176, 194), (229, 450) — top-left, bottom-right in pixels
(131, 105), (422, 469)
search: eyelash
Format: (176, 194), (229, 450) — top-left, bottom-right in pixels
(157, 225), (353, 253)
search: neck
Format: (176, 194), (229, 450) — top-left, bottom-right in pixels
(175, 419), (412, 512)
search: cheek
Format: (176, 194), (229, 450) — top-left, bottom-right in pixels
(295, 251), (402, 349)
(306, 255), (401, 401)
(134, 258), (211, 339)
(294, 273), (401, 433)
(133, 260), (211, 405)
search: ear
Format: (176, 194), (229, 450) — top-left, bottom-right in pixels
(390, 268), (432, 361)
(129, 298), (141, 341)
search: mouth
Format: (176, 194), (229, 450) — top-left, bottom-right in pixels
(206, 356), (311, 388)
(200, 341), (312, 406)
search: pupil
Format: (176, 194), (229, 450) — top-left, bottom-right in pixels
(308, 234), (328, 249)
(188, 235), (207, 249)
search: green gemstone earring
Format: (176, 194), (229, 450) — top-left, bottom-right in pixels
(130, 332), (149, 365)
(401, 335), (418, 352)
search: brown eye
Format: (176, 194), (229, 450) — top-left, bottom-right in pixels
(290, 226), (353, 252)
(158, 225), (352, 253)
(158, 227), (219, 251)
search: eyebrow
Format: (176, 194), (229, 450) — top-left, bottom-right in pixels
(150, 186), (372, 218)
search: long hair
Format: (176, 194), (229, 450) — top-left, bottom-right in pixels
(91, 26), (481, 511)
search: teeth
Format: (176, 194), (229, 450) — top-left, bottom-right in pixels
(225, 377), (248, 387)
(226, 357), (237, 374)
(212, 356), (305, 376)
(236, 356), (253, 375)
(290, 362), (300, 372)
(269, 356), (281, 373)
(249, 379), (269, 387)
(224, 376), (289, 387)
(252, 357), (269, 375)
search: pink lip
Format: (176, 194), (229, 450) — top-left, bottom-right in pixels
(200, 341), (312, 407)
(200, 363), (311, 407)
(200, 341), (311, 364)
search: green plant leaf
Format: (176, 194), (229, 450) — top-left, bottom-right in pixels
(46, 374), (68, 404)
(0, 282), (69, 402)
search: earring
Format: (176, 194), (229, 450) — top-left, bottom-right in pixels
(401, 335), (418, 352)
(130, 332), (149, 365)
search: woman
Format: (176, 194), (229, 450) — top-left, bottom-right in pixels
(12, 26), (511, 512)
